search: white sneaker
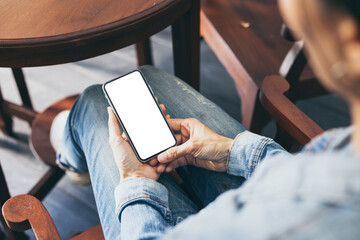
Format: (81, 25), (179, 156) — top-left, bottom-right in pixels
(50, 110), (70, 152)
(50, 110), (90, 186)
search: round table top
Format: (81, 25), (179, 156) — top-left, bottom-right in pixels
(0, 0), (164, 39)
(0, 0), (189, 67)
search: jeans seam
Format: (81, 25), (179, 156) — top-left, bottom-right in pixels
(67, 100), (86, 160)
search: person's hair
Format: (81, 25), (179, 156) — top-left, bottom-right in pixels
(325, 0), (360, 24)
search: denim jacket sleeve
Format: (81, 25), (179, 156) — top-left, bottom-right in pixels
(226, 131), (288, 179)
(115, 178), (171, 239)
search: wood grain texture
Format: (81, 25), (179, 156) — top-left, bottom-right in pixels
(200, 0), (292, 130)
(70, 225), (104, 240)
(2, 193), (103, 239)
(259, 75), (324, 145)
(2, 194), (61, 240)
(0, 0), (165, 39)
(0, 0), (190, 67)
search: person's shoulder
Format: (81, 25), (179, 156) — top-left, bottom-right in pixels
(302, 126), (355, 153)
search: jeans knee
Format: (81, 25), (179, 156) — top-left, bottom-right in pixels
(77, 84), (103, 104)
(82, 84), (102, 99)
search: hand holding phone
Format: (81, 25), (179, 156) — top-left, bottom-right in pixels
(103, 70), (177, 162)
(107, 107), (162, 181)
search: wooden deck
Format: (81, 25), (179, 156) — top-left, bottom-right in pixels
(0, 27), (350, 239)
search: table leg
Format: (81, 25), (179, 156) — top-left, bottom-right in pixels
(0, 85), (14, 136)
(171, 0), (200, 91)
(12, 68), (33, 110)
(135, 38), (153, 66)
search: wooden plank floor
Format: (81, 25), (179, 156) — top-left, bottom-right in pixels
(0, 27), (350, 239)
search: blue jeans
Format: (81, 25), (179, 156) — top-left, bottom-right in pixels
(58, 66), (247, 239)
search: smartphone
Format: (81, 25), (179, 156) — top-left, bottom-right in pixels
(102, 70), (177, 162)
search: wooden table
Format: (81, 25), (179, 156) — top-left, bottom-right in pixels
(201, 0), (292, 131)
(0, 0), (200, 135)
(0, 0), (200, 238)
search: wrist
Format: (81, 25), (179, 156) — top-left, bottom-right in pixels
(120, 171), (159, 182)
(219, 137), (233, 162)
(120, 172), (144, 182)
(209, 136), (233, 172)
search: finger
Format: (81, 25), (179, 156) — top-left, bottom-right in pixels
(157, 141), (193, 163)
(165, 157), (187, 172)
(107, 107), (122, 142)
(122, 132), (129, 141)
(159, 104), (166, 115)
(175, 133), (182, 144)
(166, 114), (170, 119)
(148, 158), (158, 167)
(165, 164), (175, 173)
(156, 163), (167, 173)
(155, 97), (158, 103)
(166, 119), (185, 132)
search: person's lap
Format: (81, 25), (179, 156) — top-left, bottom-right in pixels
(57, 65), (246, 239)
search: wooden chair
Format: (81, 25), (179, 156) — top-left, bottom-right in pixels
(2, 194), (104, 240)
(200, 0), (330, 135)
(0, 165), (28, 240)
(260, 75), (324, 149)
(265, 25), (329, 150)
(200, 0), (293, 132)
(0, 96), (76, 240)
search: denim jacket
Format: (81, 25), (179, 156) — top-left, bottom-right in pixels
(115, 127), (360, 239)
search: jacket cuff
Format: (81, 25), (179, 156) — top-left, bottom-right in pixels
(226, 131), (285, 179)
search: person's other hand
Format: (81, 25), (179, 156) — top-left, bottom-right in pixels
(107, 107), (160, 182)
(157, 118), (233, 173)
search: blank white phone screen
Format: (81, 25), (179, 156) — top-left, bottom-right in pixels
(104, 71), (176, 160)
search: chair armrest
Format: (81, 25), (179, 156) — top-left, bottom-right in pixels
(2, 194), (60, 240)
(71, 225), (104, 240)
(259, 75), (324, 145)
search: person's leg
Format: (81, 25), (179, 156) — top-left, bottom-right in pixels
(139, 66), (247, 207)
(57, 85), (198, 240)
(57, 65), (248, 238)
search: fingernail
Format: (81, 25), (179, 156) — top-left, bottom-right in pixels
(157, 154), (165, 162)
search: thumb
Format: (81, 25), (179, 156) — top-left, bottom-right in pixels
(107, 107), (122, 143)
(158, 141), (193, 163)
